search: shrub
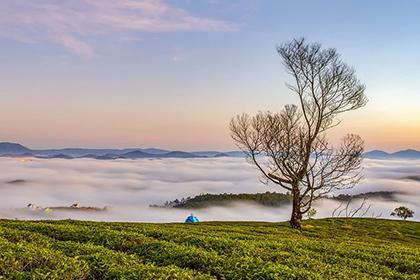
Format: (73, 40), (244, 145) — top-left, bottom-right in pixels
(307, 209), (317, 219)
(0, 218), (418, 279)
(391, 206), (414, 220)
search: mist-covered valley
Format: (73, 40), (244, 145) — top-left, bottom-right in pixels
(0, 157), (419, 222)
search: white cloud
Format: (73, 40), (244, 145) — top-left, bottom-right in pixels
(0, 0), (234, 57)
(0, 157), (419, 222)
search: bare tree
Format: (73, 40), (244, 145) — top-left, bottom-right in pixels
(331, 198), (372, 218)
(230, 38), (367, 229)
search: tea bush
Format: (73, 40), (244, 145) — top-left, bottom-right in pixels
(0, 218), (418, 279)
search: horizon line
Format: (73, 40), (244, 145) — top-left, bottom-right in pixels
(0, 141), (419, 154)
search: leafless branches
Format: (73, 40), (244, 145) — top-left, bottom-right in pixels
(230, 38), (367, 229)
(331, 198), (372, 218)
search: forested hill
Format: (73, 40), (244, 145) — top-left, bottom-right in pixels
(151, 191), (399, 209)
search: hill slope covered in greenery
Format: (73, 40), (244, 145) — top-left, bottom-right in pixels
(151, 191), (398, 209)
(0, 218), (419, 279)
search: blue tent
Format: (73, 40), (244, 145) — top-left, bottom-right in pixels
(185, 213), (199, 223)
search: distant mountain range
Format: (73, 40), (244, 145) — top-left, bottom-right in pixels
(0, 142), (244, 159)
(1, 142), (419, 160)
(363, 149), (420, 159)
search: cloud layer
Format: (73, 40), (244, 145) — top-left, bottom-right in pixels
(0, 157), (419, 222)
(0, 0), (233, 56)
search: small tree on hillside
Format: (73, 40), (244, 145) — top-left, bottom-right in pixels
(307, 208), (317, 219)
(230, 38), (367, 229)
(391, 206), (414, 220)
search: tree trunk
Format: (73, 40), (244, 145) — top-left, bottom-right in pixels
(290, 192), (302, 229)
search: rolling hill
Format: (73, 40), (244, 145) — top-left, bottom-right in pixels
(0, 218), (418, 279)
(364, 149), (420, 159)
(0, 142), (237, 159)
(1, 142), (419, 160)
(0, 142), (32, 156)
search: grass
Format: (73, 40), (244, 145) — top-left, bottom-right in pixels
(0, 218), (418, 279)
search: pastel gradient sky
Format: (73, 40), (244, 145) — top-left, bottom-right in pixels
(0, 0), (419, 151)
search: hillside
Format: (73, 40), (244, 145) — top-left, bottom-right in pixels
(0, 218), (418, 279)
(2, 142), (420, 160)
(153, 192), (291, 208)
(0, 142), (235, 159)
(152, 191), (399, 209)
(0, 142), (32, 156)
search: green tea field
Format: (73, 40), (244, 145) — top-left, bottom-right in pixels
(0, 218), (419, 279)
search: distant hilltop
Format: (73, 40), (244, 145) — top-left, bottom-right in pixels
(0, 142), (419, 160)
(364, 149), (420, 159)
(0, 142), (244, 159)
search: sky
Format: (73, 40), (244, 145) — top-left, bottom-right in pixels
(0, 0), (419, 151)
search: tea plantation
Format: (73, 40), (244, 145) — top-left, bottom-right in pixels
(0, 218), (418, 279)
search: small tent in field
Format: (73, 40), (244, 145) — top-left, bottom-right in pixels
(185, 213), (199, 223)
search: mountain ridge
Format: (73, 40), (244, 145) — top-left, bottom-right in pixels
(1, 142), (419, 160)
(0, 142), (244, 159)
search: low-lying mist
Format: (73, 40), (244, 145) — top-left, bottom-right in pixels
(0, 157), (419, 222)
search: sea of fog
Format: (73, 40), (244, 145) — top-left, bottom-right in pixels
(0, 157), (419, 222)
